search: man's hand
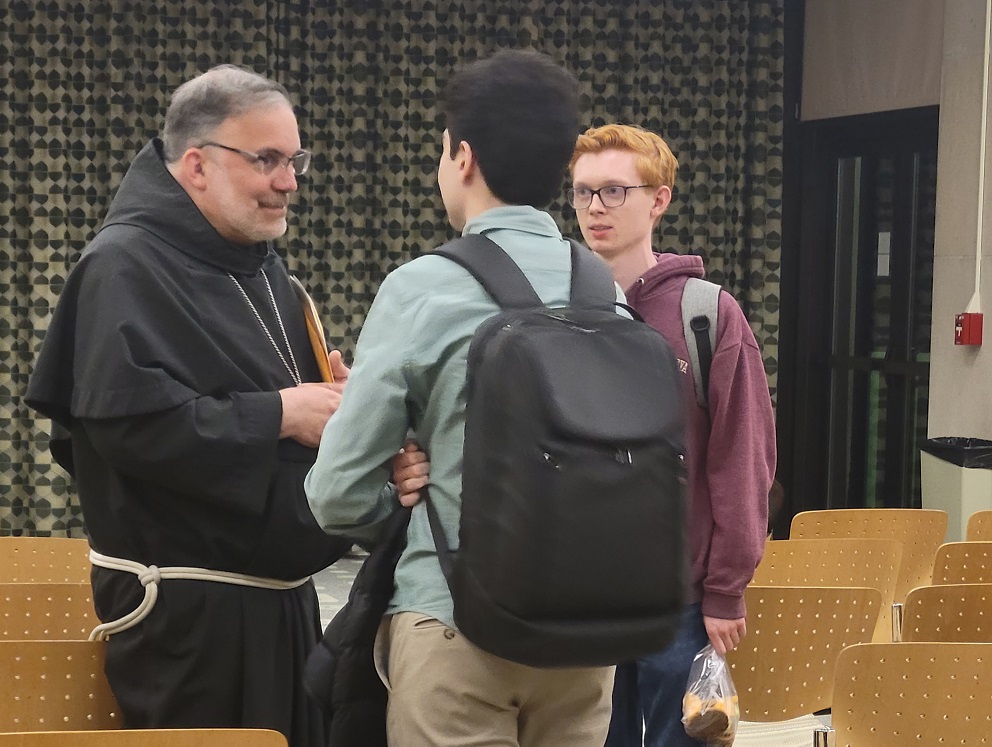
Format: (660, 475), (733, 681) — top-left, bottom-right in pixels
(279, 383), (343, 447)
(328, 350), (350, 393)
(392, 440), (430, 507)
(704, 615), (746, 656)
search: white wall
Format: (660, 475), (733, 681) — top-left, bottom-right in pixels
(803, 0), (943, 120)
(929, 0), (992, 438)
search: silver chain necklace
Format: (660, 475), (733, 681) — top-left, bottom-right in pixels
(228, 270), (302, 386)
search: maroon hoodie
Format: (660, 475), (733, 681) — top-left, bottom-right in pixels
(625, 252), (776, 620)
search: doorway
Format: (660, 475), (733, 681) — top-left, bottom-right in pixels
(787, 107), (938, 512)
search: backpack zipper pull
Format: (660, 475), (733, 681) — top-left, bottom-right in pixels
(613, 448), (633, 465)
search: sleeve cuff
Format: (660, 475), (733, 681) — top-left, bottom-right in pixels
(701, 589), (747, 620)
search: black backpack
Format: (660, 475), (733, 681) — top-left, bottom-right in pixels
(425, 234), (688, 668)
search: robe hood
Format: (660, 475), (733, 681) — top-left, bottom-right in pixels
(101, 139), (270, 276)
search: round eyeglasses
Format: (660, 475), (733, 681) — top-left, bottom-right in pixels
(197, 141), (312, 176)
(567, 184), (653, 209)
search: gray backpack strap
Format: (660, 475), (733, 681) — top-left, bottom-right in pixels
(681, 277), (721, 408)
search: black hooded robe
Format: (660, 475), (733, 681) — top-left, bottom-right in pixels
(26, 140), (350, 747)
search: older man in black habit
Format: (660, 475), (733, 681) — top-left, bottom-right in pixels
(26, 64), (423, 747)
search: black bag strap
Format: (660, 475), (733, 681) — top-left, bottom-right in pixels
(424, 489), (456, 586)
(690, 315), (714, 403)
(434, 234), (540, 308)
(567, 239), (617, 307)
(433, 234), (615, 310)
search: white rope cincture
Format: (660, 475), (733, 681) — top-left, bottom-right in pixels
(87, 549), (310, 641)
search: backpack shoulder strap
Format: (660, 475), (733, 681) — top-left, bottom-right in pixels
(567, 239), (617, 307)
(434, 235), (616, 310)
(424, 489), (455, 589)
(433, 234), (541, 309)
(681, 277), (721, 408)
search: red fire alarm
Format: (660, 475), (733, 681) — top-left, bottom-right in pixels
(955, 312), (984, 345)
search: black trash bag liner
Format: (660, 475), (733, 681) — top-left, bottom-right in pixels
(921, 437), (992, 468)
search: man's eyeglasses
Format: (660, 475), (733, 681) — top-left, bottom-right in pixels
(196, 141), (312, 176)
(567, 184), (653, 210)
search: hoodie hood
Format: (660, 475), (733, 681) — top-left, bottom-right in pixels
(99, 139), (270, 276)
(624, 251), (705, 307)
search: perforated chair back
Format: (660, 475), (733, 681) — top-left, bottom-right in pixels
(967, 509), (992, 540)
(790, 508), (947, 602)
(902, 583), (992, 642)
(0, 537), (91, 583)
(0, 730), (288, 746)
(932, 541), (992, 584)
(752, 537), (901, 641)
(0, 640), (121, 731)
(726, 584), (881, 721)
(0, 583), (98, 640)
(831, 642), (992, 745)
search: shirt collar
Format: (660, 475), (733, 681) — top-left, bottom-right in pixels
(462, 205), (562, 239)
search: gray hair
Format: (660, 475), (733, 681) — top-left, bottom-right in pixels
(162, 64), (293, 163)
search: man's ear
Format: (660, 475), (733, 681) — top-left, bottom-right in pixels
(178, 148), (209, 192)
(456, 139), (477, 183)
(651, 185), (672, 219)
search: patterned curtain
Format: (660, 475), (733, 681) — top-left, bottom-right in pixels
(1, 0), (784, 535)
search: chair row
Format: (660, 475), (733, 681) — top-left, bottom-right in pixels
(0, 539), (284, 744)
(0, 537), (98, 643)
(2, 510), (982, 585)
(0, 732), (287, 746)
(0, 536), (91, 583)
(788, 508), (947, 602)
(0, 640), (119, 731)
(788, 508), (992, 585)
(729, 583), (992, 717)
(0, 640), (288, 746)
(1, 518), (986, 647)
(0, 583), (97, 641)
(754, 536), (992, 637)
(727, 585), (992, 745)
(967, 508), (992, 540)
(792, 507), (991, 542)
(733, 509), (991, 744)
(1, 512), (980, 602)
(2, 600), (979, 746)
(819, 641), (992, 746)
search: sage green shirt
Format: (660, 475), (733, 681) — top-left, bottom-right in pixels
(305, 205), (612, 628)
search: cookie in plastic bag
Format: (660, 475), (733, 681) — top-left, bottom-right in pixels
(681, 643), (739, 746)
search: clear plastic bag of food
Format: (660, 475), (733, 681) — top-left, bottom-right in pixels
(681, 643), (739, 747)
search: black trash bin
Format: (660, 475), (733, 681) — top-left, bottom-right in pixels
(920, 437), (992, 541)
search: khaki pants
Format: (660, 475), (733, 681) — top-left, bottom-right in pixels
(377, 612), (615, 747)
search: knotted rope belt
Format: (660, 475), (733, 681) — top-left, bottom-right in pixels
(87, 549), (310, 641)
